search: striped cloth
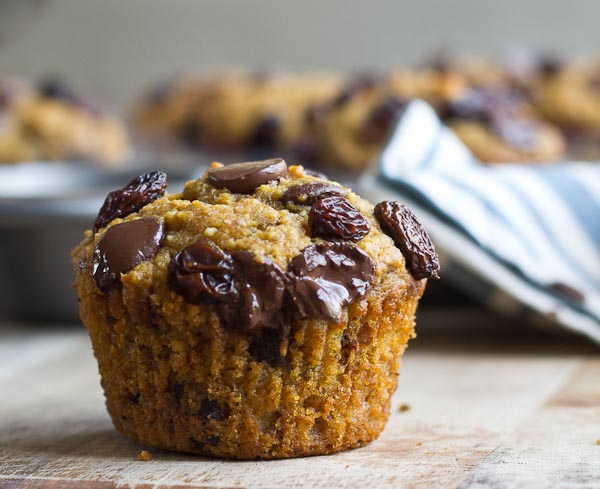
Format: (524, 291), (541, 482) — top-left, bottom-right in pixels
(358, 100), (600, 342)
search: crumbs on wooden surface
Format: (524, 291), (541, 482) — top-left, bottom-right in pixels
(137, 450), (153, 461)
(398, 403), (411, 413)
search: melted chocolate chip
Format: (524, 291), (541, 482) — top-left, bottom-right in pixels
(548, 282), (585, 304)
(359, 96), (407, 143)
(94, 171), (167, 232)
(93, 217), (165, 291)
(168, 240), (235, 304)
(374, 201), (439, 280)
(220, 251), (288, 331)
(308, 196), (370, 242)
(199, 399), (230, 421)
(281, 182), (346, 207)
(251, 115), (280, 147)
(288, 242), (374, 321)
(206, 158), (288, 194)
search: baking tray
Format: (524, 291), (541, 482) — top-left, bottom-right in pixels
(0, 161), (205, 322)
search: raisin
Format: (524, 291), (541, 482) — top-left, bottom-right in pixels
(548, 282), (585, 304)
(359, 96), (407, 143)
(168, 240), (235, 304)
(308, 196), (370, 242)
(281, 182), (346, 207)
(251, 115), (280, 147)
(199, 399), (230, 421)
(374, 201), (440, 280)
(247, 327), (289, 367)
(94, 171), (167, 232)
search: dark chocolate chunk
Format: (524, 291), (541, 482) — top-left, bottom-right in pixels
(308, 196), (370, 242)
(199, 399), (230, 421)
(94, 171), (167, 232)
(247, 327), (289, 367)
(548, 282), (585, 304)
(178, 119), (202, 147)
(93, 217), (165, 291)
(291, 136), (323, 164)
(168, 240), (235, 304)
(288, 242), (375, 321)
(281, 182), (346, 207)
(537, 54), (565, 76)
(220, 251), (288, 331)
(374, 201), (439, 280)
(206, 158), (288, 194)
(359, 96), (407, 143)
(251, 115), (280, 147)
(333, 74), (378, 107)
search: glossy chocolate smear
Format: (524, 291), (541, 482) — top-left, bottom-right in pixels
(374, 201), (439, 280)
(219, 251), (288, 331)
(168, 240), (235, 304)
(206, 158), (288, 194)
(93, 217), (165, 291)
(94, 171), (167, 232)
(281, 182), (346, 207)
(288, 242), (375, 321)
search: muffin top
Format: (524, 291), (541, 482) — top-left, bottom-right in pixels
(74, 159), (438, 335)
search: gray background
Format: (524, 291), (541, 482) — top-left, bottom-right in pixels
(0, 0), (598, 109)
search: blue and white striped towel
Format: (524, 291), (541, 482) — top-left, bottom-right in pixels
(358, 100), (600, 342)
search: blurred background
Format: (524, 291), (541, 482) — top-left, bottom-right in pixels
(2, 0), (600, 108)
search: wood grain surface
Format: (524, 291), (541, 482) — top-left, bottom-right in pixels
(0, 314), (599, 489)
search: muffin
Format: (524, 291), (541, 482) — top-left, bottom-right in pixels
(0, 77), (129, 164)
(72, 158), (438, 459)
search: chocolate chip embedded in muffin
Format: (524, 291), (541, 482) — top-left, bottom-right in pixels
(308, 195), (370, 242)
(288, 242), (374, 321)
(92, 217), (165, 291)
(374, 201), (440, 280)
(206, 158), (288, 193)
(94, 171), (168, 232)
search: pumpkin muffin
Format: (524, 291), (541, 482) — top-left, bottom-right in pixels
(72, 158), (438, 459)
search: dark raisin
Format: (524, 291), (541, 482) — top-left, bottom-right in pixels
(168, 241), (235, 304)
(251, 115), (280, 147)
(199, 399), (230, 421)
(308, 196), (370, 242)
(359, 96), (407, 143)
(178, 119), (201, 147)
(281, 182), (346, 207)
(333, 74), (378, 107)
(94, 171), (167, 232)
(291, 136), (323, 164)
(287, 242), (374, 321)
(374, 201), (440, 280)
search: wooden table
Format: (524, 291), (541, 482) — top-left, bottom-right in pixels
(1, 310), (599, 489)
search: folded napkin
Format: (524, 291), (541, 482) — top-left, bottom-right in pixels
(358, 100), (600, 342)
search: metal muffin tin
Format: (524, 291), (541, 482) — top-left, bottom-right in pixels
(0, 161), (204, 322)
